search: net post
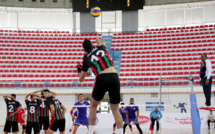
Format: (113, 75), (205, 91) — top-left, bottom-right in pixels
(159, 75), (162, 106)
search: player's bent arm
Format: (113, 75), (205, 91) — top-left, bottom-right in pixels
(50, 91), (57, 98)
(14, 106), (22, 115)
(159, 111), (163, 120)
(25, 93), (31, 100)
(61, 104), (67, 115)
(36, 97), (44, 102)
(79, 71), (90, 82)
(50, 104), (55, 118)
(150, 111), (152, 119)
(3, 95), (12, 100)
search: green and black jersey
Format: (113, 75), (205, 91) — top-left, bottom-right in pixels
(25, 99), (41, 122)
(46, 97), (65, 120)
(39, 98), (49, 117)
(82, 45), (114, 77)
(5, 98), (21, 122)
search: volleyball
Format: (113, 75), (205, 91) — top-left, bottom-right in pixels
(90, 6), (101, 17)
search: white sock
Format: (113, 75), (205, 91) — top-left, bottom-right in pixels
(88, 125), (95, 134)
(117, 128), (123, 134)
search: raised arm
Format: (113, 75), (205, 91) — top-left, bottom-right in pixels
(50, 91), (57, 98)
(35, 96), (44, 102)
(33, 88), (46, 95)
(25, 93), (32, 100)
(3, 95), (12, 100)
(96, 37), (106, 47)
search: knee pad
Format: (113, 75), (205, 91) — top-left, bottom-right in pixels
(22, 124), (26, 129)
(129, 124), (132, 128)
(113, 123), (116, 127)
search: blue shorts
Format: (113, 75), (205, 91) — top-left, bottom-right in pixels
(75, 117), (89, 126)
(126, 118), (139, 123)
(123, 119), (127, 123)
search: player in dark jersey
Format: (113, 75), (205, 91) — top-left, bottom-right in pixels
(25, 91), (44, 134)
(113, 103), (133, 134)
(70, 94), (90, 134)
(32, 89), (53, 134)
(79, 37), (123, 134)
(43, 89), (67, 134)
(124, 98), (143, 134)
(3, 94), (22, 134)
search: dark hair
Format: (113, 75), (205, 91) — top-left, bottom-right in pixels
(78, 94), (84, 97)
(82, 39), (93, 53)
(202, 53), (207, 58)
(11, 94), (16, 98)
(43, 89), (50, 93)
(121, 103), (124, 105)
(30, 95), (36, 99)
(130, 98), (134, 100)
(41, 91), (44, 97)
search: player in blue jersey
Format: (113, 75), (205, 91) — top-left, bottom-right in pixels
(113, 103), (133, 134)
(70, 94), (90, 134)
(124, 98), (143, 134)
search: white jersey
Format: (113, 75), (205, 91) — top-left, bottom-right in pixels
(208, 114), (214, 120)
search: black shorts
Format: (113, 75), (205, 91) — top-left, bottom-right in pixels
(4, 121), (19, 132)
(25, 122), (40, 134)
(49, 119), (65, 132)
(39, 116), (49, 130)
(92, 73), (120, 104)
(77, 68), (82, 73)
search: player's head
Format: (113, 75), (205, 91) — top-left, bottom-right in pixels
(155, 107), (159, 112)
(11, 94), (16, 100)
(201, 53), (207, 62)
(210, 110), (213, 114)
(130, 98), (134, 104)
(120, 102), (125, 109)
(82, 39), (93, 53)
(43, 89), (51, 98)
(78, 62), (81, 65)
(78, 94), (84, 102)
(30, 94), (37, 101)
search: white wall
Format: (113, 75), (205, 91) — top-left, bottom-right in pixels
(1, 5), (215, 31)
(0, 7), (73, 30)
(138, 5), (215, 29)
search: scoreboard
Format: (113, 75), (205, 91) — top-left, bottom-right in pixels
(73, 0), (144, 12)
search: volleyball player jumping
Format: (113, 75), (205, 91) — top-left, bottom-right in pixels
(79, 37), (123, 134)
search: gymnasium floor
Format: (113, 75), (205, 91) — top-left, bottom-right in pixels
(0, 127), (213, 134)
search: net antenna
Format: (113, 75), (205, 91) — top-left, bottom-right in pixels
(189, 74), (194, 94)
(159, 75), (162, 106)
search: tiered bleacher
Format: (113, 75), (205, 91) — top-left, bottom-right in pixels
(0, 24), (215, 87)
